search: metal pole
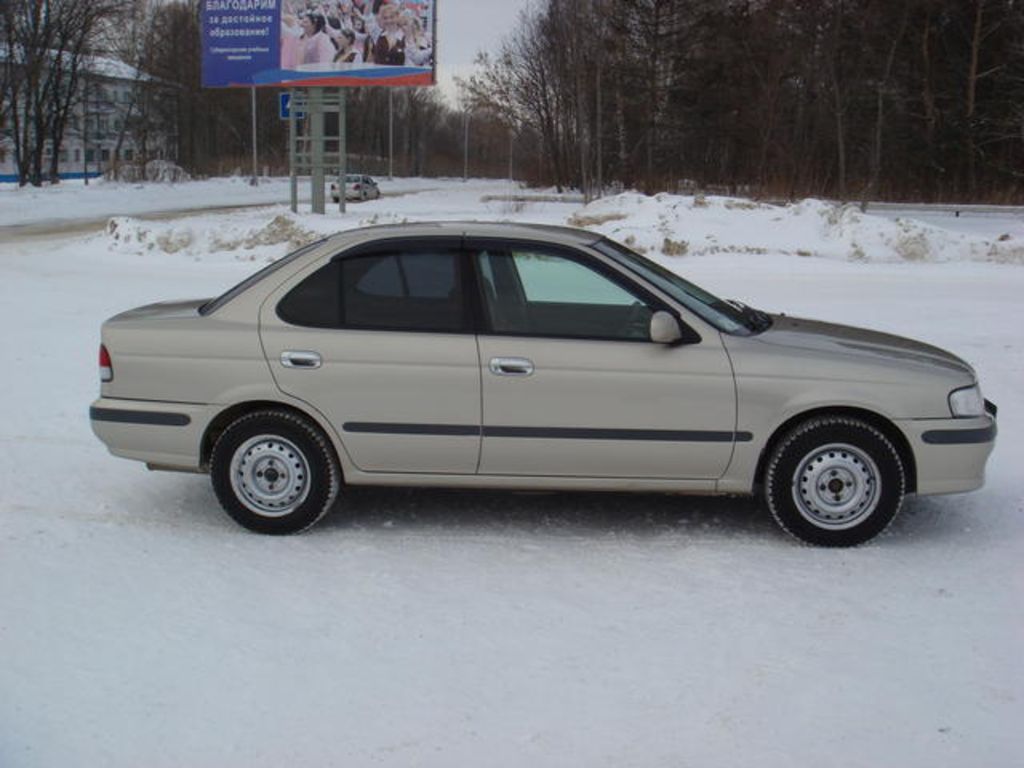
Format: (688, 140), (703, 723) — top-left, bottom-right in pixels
(289, 88), (297, 213)
(338, 89), (347, 214)
(463, 111), (469, 182)
(310, 87), (325, 214)
(250, 87), (258, 186)
(508, 127), (514, 184)
(82, 74), (89, 185)
(594, 0), (604, 199)
(387, 88), (395, 180)
(596, 63), (603, 198)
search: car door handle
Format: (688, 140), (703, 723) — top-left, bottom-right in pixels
(280, 350), (322, 369)
(489, 357), (534, 376)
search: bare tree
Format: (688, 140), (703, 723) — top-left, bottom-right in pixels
(1, 0), (114, 185)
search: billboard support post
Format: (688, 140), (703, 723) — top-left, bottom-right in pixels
(310, 88), (325, 214)
(388, 89), (394, 181)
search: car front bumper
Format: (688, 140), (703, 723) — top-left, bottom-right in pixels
(898, 401), (997, 495)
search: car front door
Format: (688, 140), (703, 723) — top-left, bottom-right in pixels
(471, 241), (738, 481)
(260, 241), (481, 474)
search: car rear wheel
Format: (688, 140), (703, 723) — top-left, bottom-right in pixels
(765, 416), (905, 547)
(210, 410), (340, 534)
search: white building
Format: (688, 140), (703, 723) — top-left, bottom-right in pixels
(1, 54), (177, 183)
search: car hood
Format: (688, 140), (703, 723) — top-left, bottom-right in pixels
(758, 315), (975, 377)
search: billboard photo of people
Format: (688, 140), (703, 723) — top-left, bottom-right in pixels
(202, 0), (435, 88)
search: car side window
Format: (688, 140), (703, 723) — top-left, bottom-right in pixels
(476, 248), (654, 340)
(277, 249), (466, 332)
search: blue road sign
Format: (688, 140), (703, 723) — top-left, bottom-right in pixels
(279, 93), (305, 120)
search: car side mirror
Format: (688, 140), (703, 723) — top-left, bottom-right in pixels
(650, 311), (683, 344)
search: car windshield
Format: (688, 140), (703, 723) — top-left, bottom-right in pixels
(593, 239), (770, 335)
(199, 238), (328, 316)
(345, 175), (363, 183)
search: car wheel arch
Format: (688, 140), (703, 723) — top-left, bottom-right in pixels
(200, 400), (346, 477)
(753, 406), (917, 495)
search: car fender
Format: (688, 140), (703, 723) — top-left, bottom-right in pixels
(205, 384), (358, 476)
(719, 384), (911, 494)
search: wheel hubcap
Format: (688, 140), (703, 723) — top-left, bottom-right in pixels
(230, 435), (311, 518)
(791, 443), (880, 530)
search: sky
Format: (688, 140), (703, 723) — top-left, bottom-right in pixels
(434, 0), (532, 104)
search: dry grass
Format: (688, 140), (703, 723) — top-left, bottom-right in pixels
(567, 212), (628, 228)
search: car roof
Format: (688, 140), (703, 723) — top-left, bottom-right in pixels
(322, 221), (602, 251)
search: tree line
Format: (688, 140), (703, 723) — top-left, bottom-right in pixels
(4, 0), (1022, 201)
(462, 0), (1024, 202)
(2, 0), (117, 185)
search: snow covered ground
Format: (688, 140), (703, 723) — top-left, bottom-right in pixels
(0, 175), (454, 229)
(1, 179), (1021, 767)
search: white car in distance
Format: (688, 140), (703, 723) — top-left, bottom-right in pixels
(330, 174), (380, 203)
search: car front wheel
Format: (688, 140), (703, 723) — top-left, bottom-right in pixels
(765, 416), (905, 546)
(210, 410), (340, 534)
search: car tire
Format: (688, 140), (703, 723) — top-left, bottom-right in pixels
(210, 409), (340, 534)
(765, 416), (905, 547)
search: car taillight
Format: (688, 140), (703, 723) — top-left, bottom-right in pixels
(99, 344), (113, 382)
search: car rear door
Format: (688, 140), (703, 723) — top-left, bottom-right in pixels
(470, 240), (738, 480)
(259, 239), (481, 474)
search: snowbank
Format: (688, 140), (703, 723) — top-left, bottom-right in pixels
(92, 187), (1024, 269)
(571, 193), (1024, 264)
(104, 212), (325, 263)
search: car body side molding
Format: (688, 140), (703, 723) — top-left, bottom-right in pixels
(90, 407), (191, 427)
(921, 424), (997, 445)
(343, 421), (752, 443)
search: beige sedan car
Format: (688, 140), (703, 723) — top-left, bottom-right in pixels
(91, 222), (996, 545)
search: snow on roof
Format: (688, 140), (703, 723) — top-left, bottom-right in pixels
(81, 54), (154, 83)
(0, 45), (154, 83)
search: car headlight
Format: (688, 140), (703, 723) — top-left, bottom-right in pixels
(949, 385), (984, 418)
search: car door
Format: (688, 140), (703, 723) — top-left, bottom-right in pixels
(471, 241), (738, 480)
(259, 240), (481, 474)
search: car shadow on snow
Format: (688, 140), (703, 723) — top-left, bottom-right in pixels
(157, 475), (986, 546)
(314, 487), (988, 546)
(319, 487), (777, 541)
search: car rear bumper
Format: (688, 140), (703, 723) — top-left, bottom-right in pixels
(899, 406), (997, 495)
(90, 398), (208, 470)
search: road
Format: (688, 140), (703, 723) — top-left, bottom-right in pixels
(0, 185), (432, 243)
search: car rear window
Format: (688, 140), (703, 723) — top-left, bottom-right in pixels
(276, 249), (467, 333)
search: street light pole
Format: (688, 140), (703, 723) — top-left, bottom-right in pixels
(463, 110), (469, 182)
(82, 73), (89, 185)
(250, 86), (258, 186)
(388, 88), (394, 180)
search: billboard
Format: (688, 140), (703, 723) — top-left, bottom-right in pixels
(201, 0), (436, 88)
